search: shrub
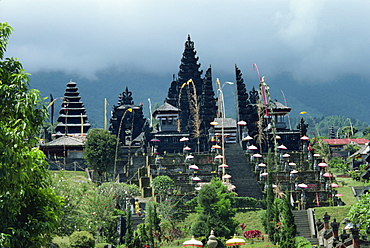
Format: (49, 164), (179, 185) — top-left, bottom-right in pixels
(70, 231), (95, 248)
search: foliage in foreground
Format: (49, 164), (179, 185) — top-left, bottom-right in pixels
(84, 128), (117, 183)
(347, 192), (370, 239)
(191, 178), (238, 238)
(0, 22), (63, 247)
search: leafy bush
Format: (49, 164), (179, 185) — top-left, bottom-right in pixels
(70, 231), (95, 248)
(296, 236), (313, 248)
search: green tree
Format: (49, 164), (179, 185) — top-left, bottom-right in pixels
(145, 201), (161, 247)
(84, 128), (117, 183)
(363, 127), (370, 137)
(69, 231), (95, 248)
(261, 152), (279, 244)
(341, 126), (358, 138)
(123, 208), (134, 248)
(191, 178), (238, 238)
(98, 182), (140, 210)
(151, 175), (175, 201)
(279, 195), (296, 248)
(0, 22), (63, 247)
(347, 192), (370, 238)
(343, 143), (361, 155)
(312, 138), (331, 163)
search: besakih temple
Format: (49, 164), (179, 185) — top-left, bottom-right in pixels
(55, 80), (91, 137)
(41, 35), (337, 210)
(104, 35), (338, 206)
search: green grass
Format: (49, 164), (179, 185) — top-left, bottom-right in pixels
(49, 170), (89, 182)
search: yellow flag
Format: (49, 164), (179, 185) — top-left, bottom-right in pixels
(181, 79), (193, 88)
(127, 108), (133, 112)
(300, 111), (307, 114)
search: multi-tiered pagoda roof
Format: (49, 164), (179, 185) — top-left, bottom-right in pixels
(55, 81), (91, 136)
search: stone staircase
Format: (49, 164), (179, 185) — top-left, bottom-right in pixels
(224, 143), (263, 199)
(293, 210), (319, 245)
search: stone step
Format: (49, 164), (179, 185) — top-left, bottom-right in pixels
(224, 143), (263, 199)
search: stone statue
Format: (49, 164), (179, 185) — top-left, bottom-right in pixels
(207, 230), (218, 248)
(331, 218), (340, 239)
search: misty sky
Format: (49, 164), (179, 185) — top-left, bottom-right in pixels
(1, 0), (370, 83)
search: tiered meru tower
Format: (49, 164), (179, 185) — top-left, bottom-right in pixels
(55, 81), (91, 136)
(166, 35), (217, 137)
(109, 87), (146, 145)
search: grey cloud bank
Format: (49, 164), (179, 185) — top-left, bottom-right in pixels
(1, 0), (370, 83)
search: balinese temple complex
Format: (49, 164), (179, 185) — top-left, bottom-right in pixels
(45, 35), (347, 213)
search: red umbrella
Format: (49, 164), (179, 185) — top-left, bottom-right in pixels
(331, 183), (339, 188)
(323, 172), (333, 178)
(318, 162), (328, 167)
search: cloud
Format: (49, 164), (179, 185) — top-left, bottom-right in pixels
(1, 0), (370, 82)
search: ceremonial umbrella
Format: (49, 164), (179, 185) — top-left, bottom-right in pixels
(278, 144), (287, 150)
(258, 163), (266, 167)
(219, 164), (229, 168)
(180, 137), (189, 142)
(300, 135), (310, 140)
(243, 135), (253, 141)
(150, 138), (160, 142)
(192, 176), (201, 182)
(215, 155), (223, 159)
(290, 170), (299, 174)
(186, 155), (194, 160)
(261, 172), (268, 176)
(253, 153), (262, 158)
(247, 145), (258, 150)
(331, 183), (339, 188)
(183, 146), (191, 151)
(226, 235), (246, 247)
(212, 144), (221, 149)
(298, 183), (308, 189)
(189, 165), (199, 170)
(318, 162), (328, 167)
(335, 194), (344, 197)
(323, 172), (333, 178)
(282, 153), (291, 158)
(183, 237), (203, 247)
(223, 174), (232, 179)
(289, 162), (296, 166)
